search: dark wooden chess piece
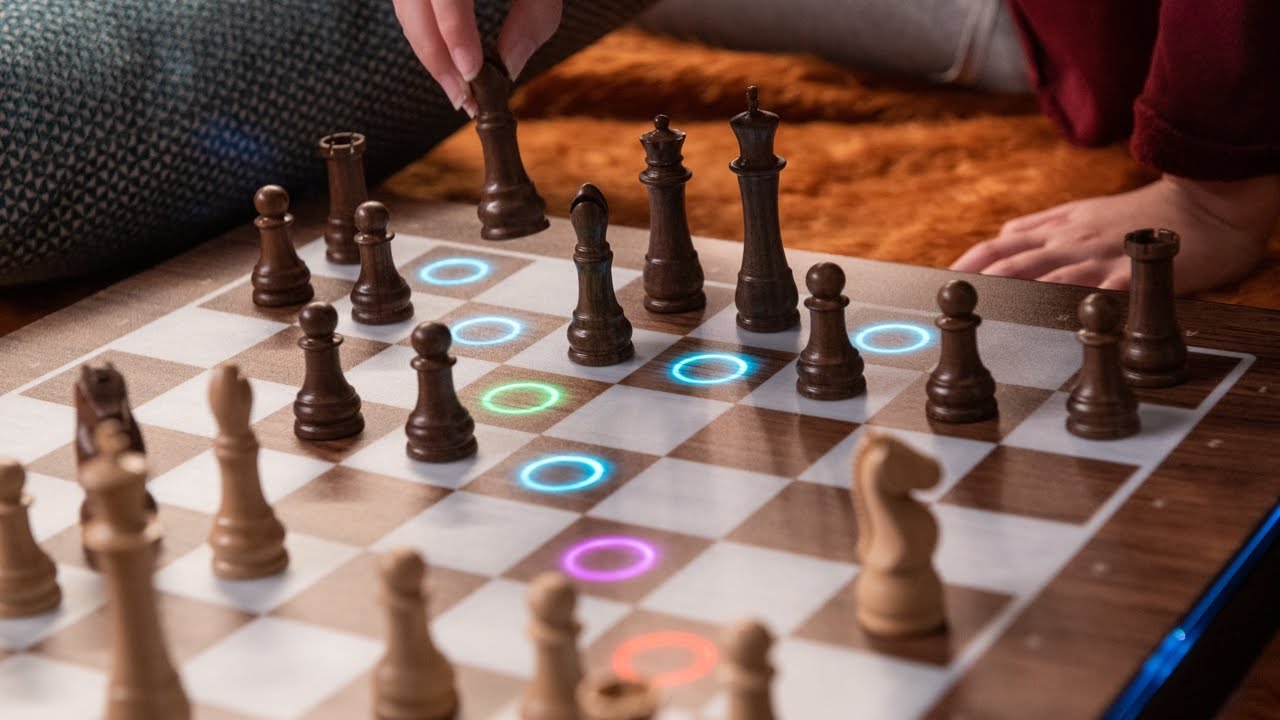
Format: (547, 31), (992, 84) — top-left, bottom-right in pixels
(796, 262), (865, 400)
(351, 201), (414, 325)
(730, 86), (799, 333)
(251, 184), (314, 307)
(1122, 228), (1189, 388)
(0, 457), (61, 618)
(567, 184), (635, 367)
(294, 301), (365, 441)
(470, 57), (549, 240)
(1067, 293), (1141, 440)
(639, 114), (705, 314)
(318, 132), (367, 264)
(926, 280), (998, 423)
(405, 322), (478, 463)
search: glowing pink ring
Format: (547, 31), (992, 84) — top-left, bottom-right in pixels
(560, 536), (658, 583)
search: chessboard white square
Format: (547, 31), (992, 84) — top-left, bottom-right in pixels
(686, 301), (810, 353)
(111, 306), (287, 368)
(765, 638), (947, 720)
(296, 238), (361, 281)
(0, 654), (107, 720)
(433, 578), (629, 678)
(0, 565), (102, 652)
(149, 448), (334, 514)
(347, 345), (497, 410)
(588, 457), (786, 539)
(330, 292), (465, 344)
(372, 492), (578, 576)
(343, 423), (534, 490)
(0, 395), (75, 463)
(800, 426), (995, 500)
(154, 532), (359, 614)
(390, 234), (441, 268)
(506, 324), (683, 384)
(24, 472), (82, 541)
(134, 370), (297, 439)
(978, 320), (1081, 390)
(934, 504), (1085, 595)
(544, 385), (731, 456)
(741, 360), (920, 423)
(1002, 392), (1200, 467)
(474, 258), (641, 318)
(640, 542), (855, 634)
(183, 616), (381, 720)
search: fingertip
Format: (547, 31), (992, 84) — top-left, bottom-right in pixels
(452, 46), (482, 82)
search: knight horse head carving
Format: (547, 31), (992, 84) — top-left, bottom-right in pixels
(74, 362), (145, 466)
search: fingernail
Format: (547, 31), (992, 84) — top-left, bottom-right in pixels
(452, 48), (481, 82)
(462, 97), (477, 118)
(502, 40), (535, 81)
(438, 72), (466, 110)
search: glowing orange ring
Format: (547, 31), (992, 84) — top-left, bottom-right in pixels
(610, 631), (719, 688)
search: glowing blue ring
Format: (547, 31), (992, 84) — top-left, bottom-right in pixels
(418, 258), (491, 286)
(451, 316), (523, 346)
(852, 323), (932, 354)
(670, 353), (750, 385)
(519, 455), (608, 493)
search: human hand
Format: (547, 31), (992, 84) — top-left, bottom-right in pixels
(393, 0), (563, 116)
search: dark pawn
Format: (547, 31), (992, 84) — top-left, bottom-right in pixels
(294, 302), (365, 441)
(639, 114), (705, 314)
(251, 185), (314, 307)
(926, 280), (997, 423)
(471, 58), (549, 240)
(406, 323), (478, 463)
(1068, 293), (1141, 440)
(351, 201), (414, 326)
(796, 263), (865, 400)
(730, 86), (800, 333)
(318, 132), (367, 264)
(1122, 229), (1189, 387)
(567, 184), (635, 367)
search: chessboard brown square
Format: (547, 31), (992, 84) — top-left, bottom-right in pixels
(619, 336), (795, 403)
(670, 404), (856, 477)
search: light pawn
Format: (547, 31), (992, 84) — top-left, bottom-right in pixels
(373, 548), (459, 720)
(0, 457), (61, 617)
(720, 619), (776, 720)
(521, 572), (584, 720)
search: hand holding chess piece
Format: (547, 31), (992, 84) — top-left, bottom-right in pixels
(470, 56), (549, 240)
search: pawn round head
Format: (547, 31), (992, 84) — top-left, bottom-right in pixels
(1078, 292), (1119, 333)
(253, 185), (290, 217)
(411, 322), (452, 358)
(722, 618), (774, 668)
(528, 571), (577, 624)
(937, 279), (978, 316)
(0, 457), (25, 504)
(654, 114), (670, 132)
(380, 547), (426, 595)
(354, 201), (390, 235)
(806, 262), (845, 299)
(299, 301), (339, 339)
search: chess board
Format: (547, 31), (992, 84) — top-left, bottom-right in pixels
(2, 196), (1278, 720)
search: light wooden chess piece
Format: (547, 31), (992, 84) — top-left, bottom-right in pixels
(0, 457), (61, 617)
(83, 420), (190, 720)
(208, 364), (289, 579)
(576, 673), (658, 720)
(373, 548), (459, 720)
(851, 432), (947, 636)
(720, 619), (776, 720)
(521, 572), (584, 720)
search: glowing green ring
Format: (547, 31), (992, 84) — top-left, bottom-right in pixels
(480, 382), (563, 415)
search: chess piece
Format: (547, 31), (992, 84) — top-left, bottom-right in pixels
(1122, 229), (1189, 387)
(373, 548), (459, 720)
(639, 114), (705, 313)
(318, 131), (367, 264)
(796, 262), (865, 400)
(926, 280), (997, 423)
(1068, 293), (1141, 439)
(82, 420), (190, 720)
(471, 57), (549, 240)
(730, 86), (799, 333)
(851, 433), (946, 636)
(520, 572), (583, 720)
(294, 301), (365, 440)
(720, 619), (776, 720)
(251, 184), (314, 307)
(567, 184), (634, 367)
(207, 364), (288, 579)
(577, 674), (658, 720)
(406, 322), (478, 462)
(351, 201), (414, 325)
(0, 457), (61, 618)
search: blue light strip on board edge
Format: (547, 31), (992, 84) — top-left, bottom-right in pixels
(1104, 499), (1280, 720)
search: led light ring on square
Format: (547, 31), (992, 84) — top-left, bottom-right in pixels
(480, 381), (562, 415)
(560, 535), (657, 583)
(451, 316), (523, 346)
(612, 631), (719, 688)
(669, 353), (751, 385)
(519, 454), (609, 494)
(852, 322), (934, 355)
(418, 257), (492, 286)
